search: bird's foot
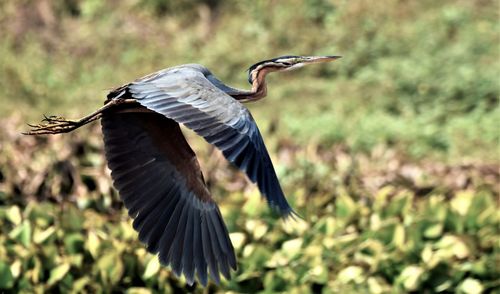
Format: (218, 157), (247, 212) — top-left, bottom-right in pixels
(41, 115), (72, 124)
(24, 115), (83, 135)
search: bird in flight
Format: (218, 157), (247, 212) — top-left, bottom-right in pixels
(25, 55), (340, 286)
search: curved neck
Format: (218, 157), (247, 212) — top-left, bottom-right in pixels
(229, 80), (267, 102)
(228, 66), (275, 102)
(206, 66), (274, 102)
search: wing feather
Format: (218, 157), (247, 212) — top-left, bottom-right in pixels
(123, 66), (295, 217)
(101, 111), (235, 286)
(193, 213), (208, 285)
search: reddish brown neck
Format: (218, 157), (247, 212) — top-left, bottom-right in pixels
(231, 67), (274, 102)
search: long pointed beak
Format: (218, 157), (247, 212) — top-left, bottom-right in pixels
(302, 55), (342, 64)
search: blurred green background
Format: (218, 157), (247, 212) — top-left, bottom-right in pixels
(0, 0), (499, 293)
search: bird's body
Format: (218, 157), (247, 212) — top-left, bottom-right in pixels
(26, 55), (340, 286)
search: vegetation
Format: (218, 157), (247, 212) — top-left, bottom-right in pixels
(0, 0), (498, 293)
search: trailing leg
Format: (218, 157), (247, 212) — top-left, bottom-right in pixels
(24, 99), (137, 135)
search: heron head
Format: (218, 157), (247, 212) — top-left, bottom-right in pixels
(247, 55), (341, 84)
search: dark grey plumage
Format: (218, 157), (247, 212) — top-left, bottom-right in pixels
(125, 65), (296, 217)
(101, 111), (236, 286)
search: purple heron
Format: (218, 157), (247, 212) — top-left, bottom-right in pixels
(25, 55), (341, 285)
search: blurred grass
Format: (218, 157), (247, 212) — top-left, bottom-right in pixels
(1, 0), (498, 160)
(0, 0), (499, 293)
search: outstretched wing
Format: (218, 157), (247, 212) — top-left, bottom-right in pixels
(101, 110), (236, 286)
(118, 65), (295, 217)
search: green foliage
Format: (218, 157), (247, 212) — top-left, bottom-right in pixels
(1, 124), (499, 293)
(0, 0), (499, 292)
